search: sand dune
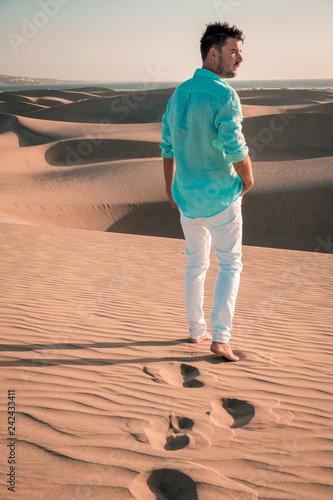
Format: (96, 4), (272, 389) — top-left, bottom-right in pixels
(0, 88), (174, 123)
(0, 85), (332, 499)
(237, 88), (333, 105)
(0, 100), (47, 115)
(241, 100), (333, 118)
(45, 139), (161, 165)
(243, 112), (333, 160)
(34, 97), (74, 107)
(0, 87), (332, 250)
(0, 88), (113, 100)
(0, 88), (118, 117)
(9, 115), (164, 142)
(0, 114), (55, 146)
(28, 92), (172, 123)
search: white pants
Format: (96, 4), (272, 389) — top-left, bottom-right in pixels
(180, 197), (243, 343)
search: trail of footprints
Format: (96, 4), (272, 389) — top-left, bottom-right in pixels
(135, 362), (293, 498)
(142, 362), (293, 452)
(141, 363), (256, 451)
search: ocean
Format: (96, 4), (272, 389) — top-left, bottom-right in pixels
(0, 79), (333, 92)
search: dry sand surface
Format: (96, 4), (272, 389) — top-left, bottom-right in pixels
(0, 85), (332, 499)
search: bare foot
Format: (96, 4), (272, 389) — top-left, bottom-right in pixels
(210, 341), (240, 362)
(188, 332), (212, 344)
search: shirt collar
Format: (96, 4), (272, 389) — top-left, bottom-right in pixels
(194, 68), (224, 82)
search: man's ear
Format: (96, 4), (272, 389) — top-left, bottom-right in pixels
(208, 46), (218, 64)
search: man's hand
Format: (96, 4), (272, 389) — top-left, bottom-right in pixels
(163, 156), (178, 209)
(166, 190), (178, 209)
(233, 154), (254, 196)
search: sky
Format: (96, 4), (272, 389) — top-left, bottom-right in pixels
(1, 0), (333, 82)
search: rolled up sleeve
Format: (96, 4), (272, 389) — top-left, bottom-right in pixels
(160, 98), (174, 158)
(215, 89), (248, 163)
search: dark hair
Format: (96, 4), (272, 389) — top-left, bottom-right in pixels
(200, 22), (244, 61)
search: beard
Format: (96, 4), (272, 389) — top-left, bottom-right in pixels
(217, 56), (237, 79)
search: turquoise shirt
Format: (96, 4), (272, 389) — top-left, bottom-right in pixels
(160, 68), (248, 218)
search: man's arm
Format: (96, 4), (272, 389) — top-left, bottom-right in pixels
(215, 90), (253, 196)
(163, 157), (178, 209)
(233, 154), (254, 196)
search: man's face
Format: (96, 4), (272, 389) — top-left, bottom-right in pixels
(216, 38), (243, 78)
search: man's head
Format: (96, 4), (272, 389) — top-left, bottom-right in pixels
(200, 22), (244, 79)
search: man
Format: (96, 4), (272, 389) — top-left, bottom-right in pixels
(160, 22), (253, 362)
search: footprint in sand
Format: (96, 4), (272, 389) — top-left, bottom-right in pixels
(130, 464), (257, 500)
(209, 397), (255, 430)
(143, 363), (205, 388)
(209, 397), (293, 431)
(144, 414), (194, 451)
(164, 414), (194, 450)
(143, 413), (209, 451)
(147, 468), (198, 500)
(222, 398), (256, 428)
(180, 364), (204, 388)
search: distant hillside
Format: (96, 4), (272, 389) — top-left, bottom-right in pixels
(0, 74), (83, 87)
